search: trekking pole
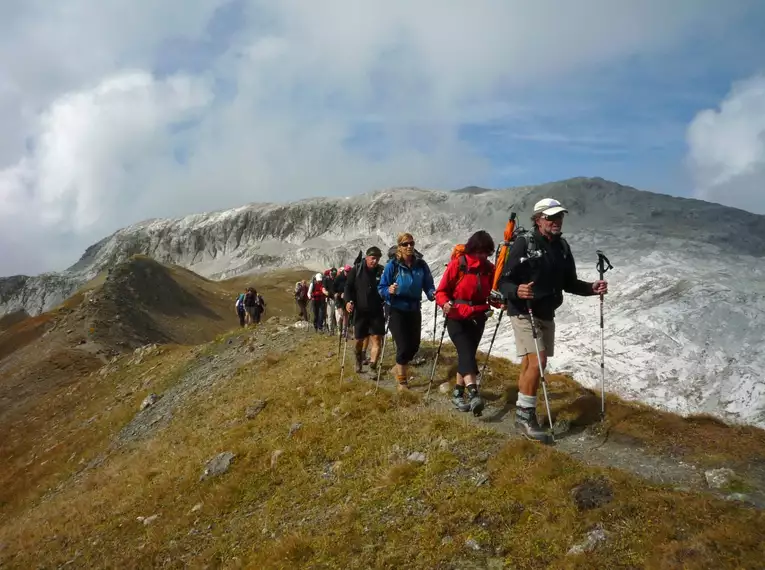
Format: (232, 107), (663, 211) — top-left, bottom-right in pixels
(374, 314), (391, 394)
(425, 318), (448, 404)
(337, 310), (344, 357)
(596, 250), (613, 420)
(339, 312), (353, 384)
(479, 308), (504, 378)
(526, 301), (555, 442)
(432, 304), (437, 343)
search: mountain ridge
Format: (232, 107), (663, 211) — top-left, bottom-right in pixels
(2, 176), (764, 427)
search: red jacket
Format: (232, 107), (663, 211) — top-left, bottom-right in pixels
(436, 254), (495, 320)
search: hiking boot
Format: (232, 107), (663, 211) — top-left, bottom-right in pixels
(397, 382), (409, 392)
(363, 354), (371, 365)
(355, 352), (363, 373)
(515, 407), (551, 443)
(369, 361), (378, 375)
(468, 392), (485, 417)
(451, 388), (470, 412)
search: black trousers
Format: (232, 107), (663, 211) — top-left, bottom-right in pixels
(388, 307), (422, 365)
(447, 317), (486, 376)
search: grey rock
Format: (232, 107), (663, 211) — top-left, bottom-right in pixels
(245, 400), (267, 419)
(464, 537), (481, 551)
(199, 451), (235, 481)
(705, 467), (736, 489)
(567, 523), (608, 555)
(140, 393), (159, 411)
(288, 422), (303, 438)
(407, 452), (427, 464)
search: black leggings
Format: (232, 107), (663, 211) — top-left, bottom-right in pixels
(447, 317), (486, 376)
(388, 307), (422, 365)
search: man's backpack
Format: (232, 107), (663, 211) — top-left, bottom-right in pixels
(244, 290), (255, 306)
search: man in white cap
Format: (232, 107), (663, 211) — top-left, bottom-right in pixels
(498, 198), (608, 442)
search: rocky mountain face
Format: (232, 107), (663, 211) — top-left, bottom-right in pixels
(2, 177), (764, 427)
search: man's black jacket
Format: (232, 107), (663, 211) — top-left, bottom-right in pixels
(498, 228), (594, 320)
(344, 263), (384, 313)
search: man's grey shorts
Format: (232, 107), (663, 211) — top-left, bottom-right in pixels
(509, 315), (555, 357)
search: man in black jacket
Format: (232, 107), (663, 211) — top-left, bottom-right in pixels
(499, 198), (608, 441)
(344, 246), (385, 373)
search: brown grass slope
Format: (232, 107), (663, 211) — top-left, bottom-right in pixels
(0, 258), (308, 525)
(1, 321), (765, 568)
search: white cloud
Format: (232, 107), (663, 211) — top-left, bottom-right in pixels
(686, 74), (765, 214)
(0, 0), (760, 275)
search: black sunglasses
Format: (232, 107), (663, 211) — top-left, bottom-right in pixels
(543, 213), (565, 221)
(400, 241), (415, 247)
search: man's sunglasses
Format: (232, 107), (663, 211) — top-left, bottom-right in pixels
(542, 213), (565, 221)
(400, 241), (415, 247)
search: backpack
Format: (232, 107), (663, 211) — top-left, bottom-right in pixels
(488, 214), (571, 307)
(448, 244), (492, 296)
(244, 291), (256, 306)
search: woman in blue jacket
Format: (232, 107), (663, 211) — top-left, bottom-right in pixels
(378, 232), (436, 391)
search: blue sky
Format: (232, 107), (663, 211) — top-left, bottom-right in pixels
(1, 0), (764, 275)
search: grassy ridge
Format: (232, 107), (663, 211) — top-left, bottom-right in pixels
(2, 329), (764, 569)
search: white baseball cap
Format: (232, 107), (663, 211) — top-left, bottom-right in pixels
(533, 198), (568, 217)
(315, 273), (323, 281)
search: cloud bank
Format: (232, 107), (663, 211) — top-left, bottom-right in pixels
(687, 75), (765, 215)
(0, 1), (763, 275)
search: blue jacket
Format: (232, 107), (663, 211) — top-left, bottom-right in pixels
(378, 257), (436, 312)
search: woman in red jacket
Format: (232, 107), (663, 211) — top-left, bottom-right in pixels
(436, 230), (495, 415)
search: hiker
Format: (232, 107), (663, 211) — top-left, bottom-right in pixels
(345, 247), (385, 373)
(244, 287), (258, 325)
(436, 230), (495, 415)
(333, 265), (350, 336)
(235, 290), (247, 327)
(295, 280), (309, 321)
(324, 267), (339, 335)
(498, 198), (608, 441)
(379, 233), (436, 391)
(307, 273), (327, 332)
(253, 290), (266, 323)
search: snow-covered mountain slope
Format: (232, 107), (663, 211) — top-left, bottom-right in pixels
(2, 177), (764, 426)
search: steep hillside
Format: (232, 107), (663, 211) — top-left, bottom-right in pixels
(1, 177), (764, 427)
(1, 320), (765, 569)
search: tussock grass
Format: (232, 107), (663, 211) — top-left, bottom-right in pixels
(2, 332), (764, 569)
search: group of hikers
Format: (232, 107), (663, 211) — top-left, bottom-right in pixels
(235, 287), (267, 327)
(292, 197), (609, 442)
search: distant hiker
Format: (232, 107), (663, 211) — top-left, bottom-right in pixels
(333, 265), (350, 336)
(244, 287), (258, 325)
(324, 267), (340, 335)
(436, 230), (495, 415)
(379, 233), (436, 391)
(498, 198), (608, 441)
(235, 290), (247, 327)
(345, 247), (385, 373)
(295, 280), (309, 321)
(308, 273), (327, 332)
(253, 290), (266, 323)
